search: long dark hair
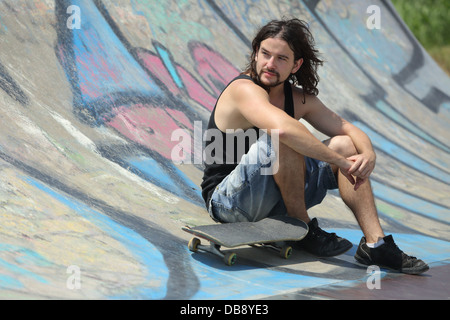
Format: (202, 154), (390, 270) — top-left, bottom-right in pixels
(243, 18), (323, 100)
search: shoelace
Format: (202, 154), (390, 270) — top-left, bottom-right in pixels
(387, 240), (417, 260)
(309, 227), (338, 242)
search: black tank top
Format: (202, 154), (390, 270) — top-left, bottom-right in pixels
(200, 74), (295, 208)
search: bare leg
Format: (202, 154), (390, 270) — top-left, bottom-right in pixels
(273, 135), (384, 243)
(273, 142), (310, 223)
(326, 136), (385, 243)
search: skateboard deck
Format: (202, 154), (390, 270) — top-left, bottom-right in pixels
(182, 216), (308, 265)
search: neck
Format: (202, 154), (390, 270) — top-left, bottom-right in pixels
(267, 81), (285, 98)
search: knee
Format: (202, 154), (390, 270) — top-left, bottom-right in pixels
(330, 135), (357, 157)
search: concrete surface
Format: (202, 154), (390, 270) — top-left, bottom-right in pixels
(0, 0), (448, 300)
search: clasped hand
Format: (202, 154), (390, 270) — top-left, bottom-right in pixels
(340, 152), (376, 190)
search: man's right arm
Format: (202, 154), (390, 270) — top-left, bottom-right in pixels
(231, 81), (356, 185)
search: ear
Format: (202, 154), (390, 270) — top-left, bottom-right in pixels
(291, 58), (303, 74)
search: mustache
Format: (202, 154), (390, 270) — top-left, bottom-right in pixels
(261, 68), (280, 77)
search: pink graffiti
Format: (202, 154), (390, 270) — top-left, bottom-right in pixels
(189, 42), (240, 96)
(176, 65), (217, 111)
(137, 42), (239, 112)
(107, 104), (188, 159)
(137, 49), (182, 97)
(107, 41), (240, 160)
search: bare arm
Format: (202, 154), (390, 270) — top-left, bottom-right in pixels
(303, 95), (376, 189)
(230, 81), (356, 183)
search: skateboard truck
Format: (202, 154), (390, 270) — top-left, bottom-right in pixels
(188, 237), (292, 266)
(188, 237), (238, 266)
(253, 242), (293, 260)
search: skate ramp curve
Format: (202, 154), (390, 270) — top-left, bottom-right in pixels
(0, 0), (449, 299)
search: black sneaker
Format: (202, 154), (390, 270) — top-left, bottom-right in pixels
(354, 235), (429, 275)
(293, 218), (353, 257)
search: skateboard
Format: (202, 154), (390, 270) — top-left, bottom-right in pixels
(182, 216), (308, 266)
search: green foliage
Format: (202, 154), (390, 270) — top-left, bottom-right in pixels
(391, 0), (450, 74)
(391, 0), (449, 49)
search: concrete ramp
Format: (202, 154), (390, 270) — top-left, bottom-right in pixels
(0, 0), (448, 299)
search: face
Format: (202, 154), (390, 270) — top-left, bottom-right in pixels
(255, 37), (303, 88)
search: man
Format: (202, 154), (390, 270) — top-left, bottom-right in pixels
(201, 19), (428, 274)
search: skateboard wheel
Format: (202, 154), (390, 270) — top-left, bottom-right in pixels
(188, 237), (201, 252)
(280, 246), (292, 259)
(223, 252), (237, 266)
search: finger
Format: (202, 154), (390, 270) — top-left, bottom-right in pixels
(354, 177), (366, 190)
(341, 168), (355, 185)
(360, 167), (372, 179)
(360, 161), (375, 178)
(348, 158), (362, 174)
(353, 159), (372, 178)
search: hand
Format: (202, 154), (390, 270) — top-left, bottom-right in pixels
(336, 157), (356, 186)
(346, 152), (376, 190)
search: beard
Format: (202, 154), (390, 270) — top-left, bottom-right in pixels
(256, 68), (283, 89)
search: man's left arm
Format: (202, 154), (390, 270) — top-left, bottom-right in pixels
(301, 95), (376, 189)
(340, 120), (376, 189)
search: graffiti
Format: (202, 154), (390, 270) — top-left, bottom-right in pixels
(302, 0), (450, 153)
(52, 0), (449, 208)
(54, 0), (240, 203)
(0, 62), (29, 105)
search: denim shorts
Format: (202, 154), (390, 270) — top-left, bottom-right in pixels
(208, 134), (338, 223)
